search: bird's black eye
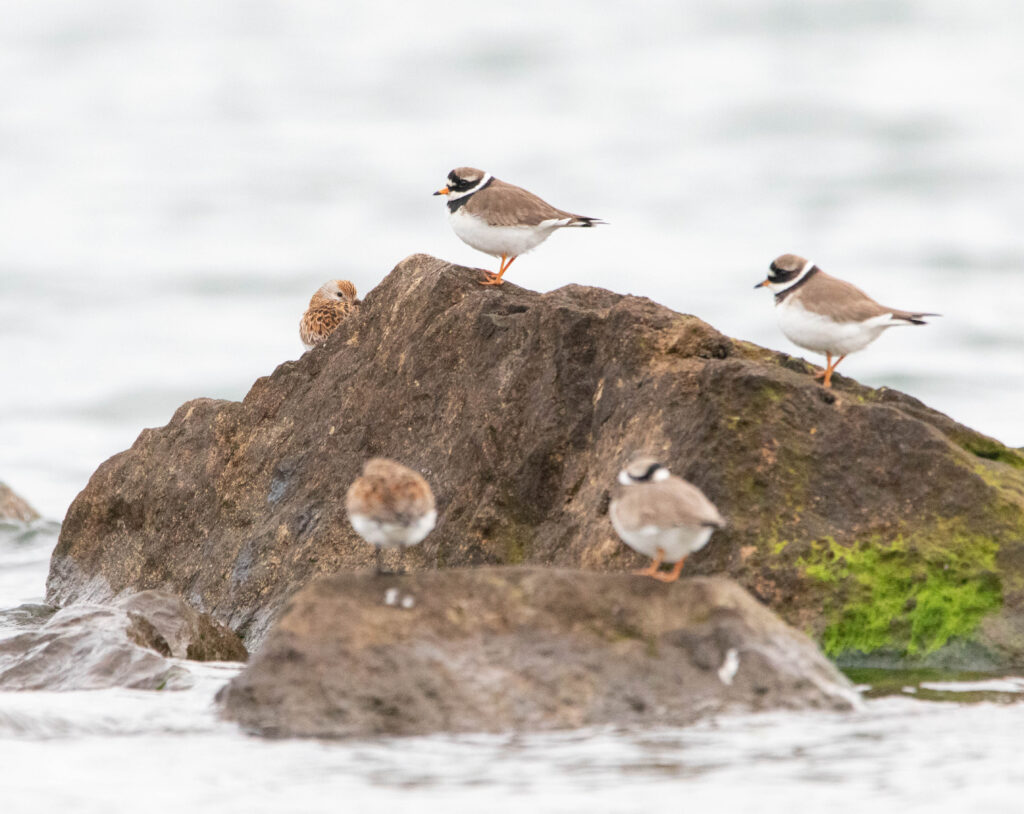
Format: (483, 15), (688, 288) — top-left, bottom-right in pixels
(642, 463), (662, 481)
(448, 174), (478, 193)
(768, 263), (799, 283)
(630, 462), (663, 482)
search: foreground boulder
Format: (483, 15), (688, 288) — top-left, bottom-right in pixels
(0, 482), (39, 523)
(0, 591), (244, 691)
(219, 568), (859, 737)
(48, 255), (1024, 667)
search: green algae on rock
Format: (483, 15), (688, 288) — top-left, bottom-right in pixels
(798, 533), (1002, 662)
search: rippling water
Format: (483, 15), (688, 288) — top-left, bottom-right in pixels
(1, 2), (1023, 810)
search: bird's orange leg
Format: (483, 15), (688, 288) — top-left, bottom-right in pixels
(633, 547), (665, 577)
(650, 556), (687, 583)
(813, 352), (833, 380)
(479, 254), (516, 286)
(821, 354), (846, 389)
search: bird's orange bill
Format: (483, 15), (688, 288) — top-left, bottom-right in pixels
(754, 279), (770, 289)
(433, 186), (449, 196)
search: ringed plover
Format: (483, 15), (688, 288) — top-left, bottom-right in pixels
(434, 167), (604, 285)
(300, 279), (359, 349)
(346, 458), (436, 574)
(755, 254), (938, 388)
(609, 456), (725, 583)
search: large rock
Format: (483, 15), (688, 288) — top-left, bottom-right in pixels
(0, 482), (39, 523)
(219, 568), (859, 737)
(47, 255), (1024, 666)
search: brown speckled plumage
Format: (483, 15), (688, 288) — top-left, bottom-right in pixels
(299, 279), (359, 349)
(345, 458), (435, 528)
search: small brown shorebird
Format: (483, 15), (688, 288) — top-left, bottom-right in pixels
(609, 456), (725, 583)
(434, 166), (604, 286)
(345, 458), (436, 574)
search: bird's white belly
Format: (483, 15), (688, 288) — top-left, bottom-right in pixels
(449, 209), (563, 258)
(610, 512), (713, 563)
(776, 301), (891, 357)
(350, 510), (436, 548)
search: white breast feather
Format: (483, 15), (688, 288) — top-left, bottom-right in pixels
(351, 509), (436, 548)
(610, 508), (713, 563)
(449, 209), (564, 258)
(776, 300), (895, 356)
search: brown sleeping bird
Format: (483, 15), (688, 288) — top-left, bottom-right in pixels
(299, 279), (359, 349)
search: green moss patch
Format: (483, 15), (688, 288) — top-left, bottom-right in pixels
(952, 432), (1024, 469)
(798, 534), (1002, 659)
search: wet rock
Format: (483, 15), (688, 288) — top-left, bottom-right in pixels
(47, 255), (1024, 667)
(0, 605), (189, 691)
(0, 591), (244, 691)
(0, 482), (39, 523)
(218, 568), (859, 738)
(117, 590), (247, 662)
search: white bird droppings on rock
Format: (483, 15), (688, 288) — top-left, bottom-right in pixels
(718, 648), (740, 685)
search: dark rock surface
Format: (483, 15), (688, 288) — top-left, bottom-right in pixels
(0, 482), (39, 523)
(219, 568), (859, 738)
(47, 254), (1024, 666)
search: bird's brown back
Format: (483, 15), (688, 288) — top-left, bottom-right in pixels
(612, 476), (724, 530)
(345, 458), (435, 524)
(300, 300), (356, 346)
(464, 178), (581, 227)
(795, 271), (926, 323)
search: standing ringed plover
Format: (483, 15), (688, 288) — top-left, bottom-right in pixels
(299, 279), (360, 350)
(345, 458), (437, 574)
(609, 456), (726, 583)
(434, 167), (604, 286)
(755, 254), (938, 388)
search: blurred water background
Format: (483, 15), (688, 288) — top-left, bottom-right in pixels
(1, 0), (1022, 519)
(1, 2), (1024, 810)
